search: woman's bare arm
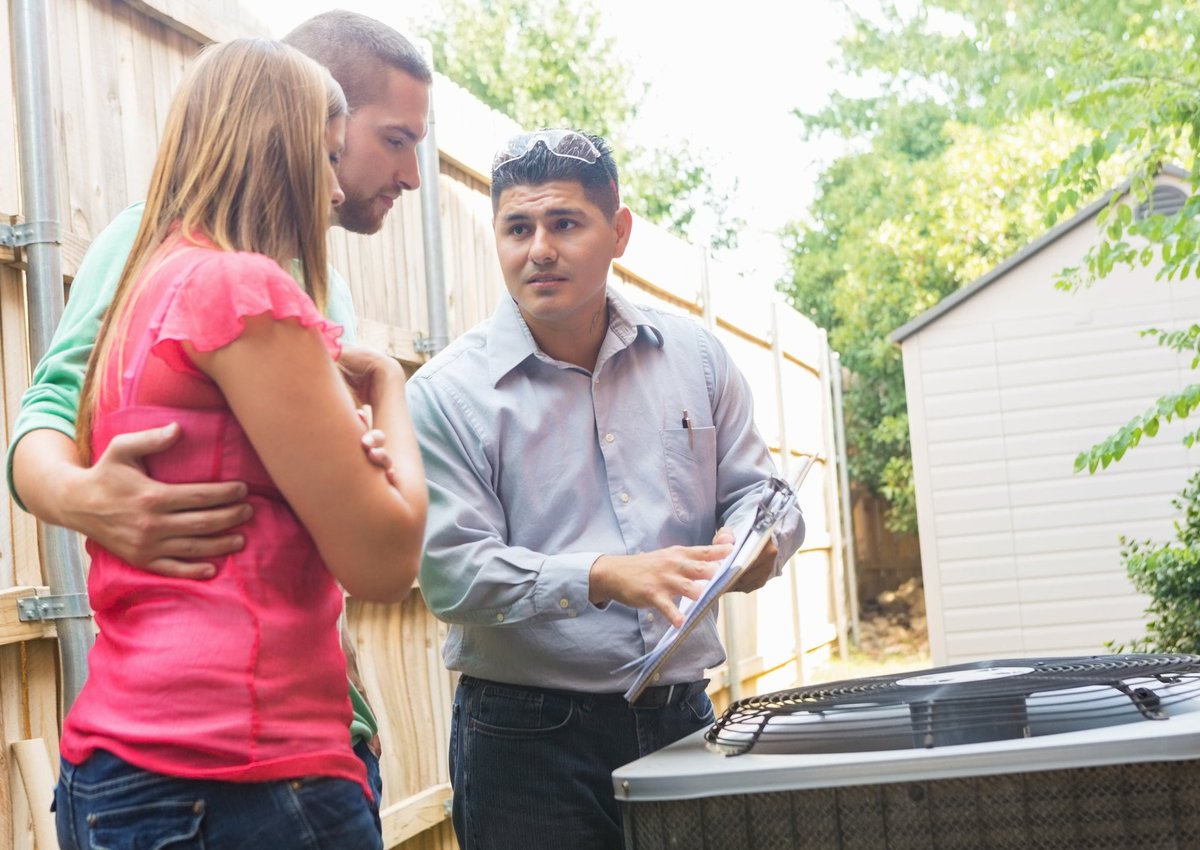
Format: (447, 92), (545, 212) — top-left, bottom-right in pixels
(192, 315), (427, 602)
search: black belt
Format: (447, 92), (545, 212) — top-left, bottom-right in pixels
(458, 675), (707, 709)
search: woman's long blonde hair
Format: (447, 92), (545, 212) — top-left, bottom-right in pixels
(77, 38), (348, 460)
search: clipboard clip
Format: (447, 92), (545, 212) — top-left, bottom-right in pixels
(752, 476), (792, 531)
(751, 455), (819, 532)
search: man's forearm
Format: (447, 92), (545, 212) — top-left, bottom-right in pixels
(11, 428), (87, 529)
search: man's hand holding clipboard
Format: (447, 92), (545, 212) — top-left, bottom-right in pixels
(619, 453), (820, 704)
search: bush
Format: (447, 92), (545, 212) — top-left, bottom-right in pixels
(1111, 470), (1200, 654)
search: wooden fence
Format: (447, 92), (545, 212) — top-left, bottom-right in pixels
(0, 1), (847, 847)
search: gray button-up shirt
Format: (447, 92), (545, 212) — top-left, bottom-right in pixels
(409, 288), (805, 692)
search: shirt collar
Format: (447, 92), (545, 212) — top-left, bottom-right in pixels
(607, 287), (664, 349)
(485, 288), (665, 386)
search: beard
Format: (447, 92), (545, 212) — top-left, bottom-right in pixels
(333, 193), (388, 236)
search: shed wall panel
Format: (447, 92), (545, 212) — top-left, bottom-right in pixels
(939, 556), (1018, 586)
(903, 188), (1198, 665)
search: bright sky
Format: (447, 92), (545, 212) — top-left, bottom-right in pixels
(246, 0), (861, 285)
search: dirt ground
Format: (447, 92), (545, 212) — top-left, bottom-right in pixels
(810, 577), (932, 684)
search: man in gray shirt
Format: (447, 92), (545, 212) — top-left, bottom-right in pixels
(408, 129), (806, 850)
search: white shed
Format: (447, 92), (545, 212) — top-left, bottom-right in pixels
(891, 170), (1200, 665)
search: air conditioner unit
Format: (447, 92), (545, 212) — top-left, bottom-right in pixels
(613, 654), (1200, 849)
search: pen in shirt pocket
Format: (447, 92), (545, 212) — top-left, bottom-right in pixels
(681, 409), (694, 450)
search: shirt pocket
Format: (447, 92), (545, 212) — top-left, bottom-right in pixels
(660, 426), (717, 527)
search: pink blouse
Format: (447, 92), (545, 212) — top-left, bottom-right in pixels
(60, 239), (368, 796)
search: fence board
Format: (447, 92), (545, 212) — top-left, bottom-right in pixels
(79, 0), (129, 233)
(0, 0), (17, 218)
(119, 0), (268, 43)
(112, 0), (160, 203)
(0, 644), (34, 850)
(10, 739), (55, 850)
(0, 269), (36, 591)
(348, 592), (456, 847)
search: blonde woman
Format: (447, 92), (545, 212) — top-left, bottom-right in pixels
(53, 38), (425, 850)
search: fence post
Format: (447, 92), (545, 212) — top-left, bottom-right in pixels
(699, 242), (742, 702)
(771, 302), (808, 686)
(830, 351), (860, 646)
(819, 331), (849, 662)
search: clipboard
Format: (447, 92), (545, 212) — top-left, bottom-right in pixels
(620, 453), (820, 703)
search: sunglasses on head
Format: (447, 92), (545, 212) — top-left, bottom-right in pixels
(490, 129), (602, 173)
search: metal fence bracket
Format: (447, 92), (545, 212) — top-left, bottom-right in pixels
(18, 593), (91, 622)
(0, 220), (59, 248)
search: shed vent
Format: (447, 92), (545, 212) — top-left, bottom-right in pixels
(1135, 184), (1187, 219)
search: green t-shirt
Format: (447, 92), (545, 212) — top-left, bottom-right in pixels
(5, 201), (377, 746)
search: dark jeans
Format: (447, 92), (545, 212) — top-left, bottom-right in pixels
(54, 750), (382, 850)
(353, 738), (384, 829)
(450, 675), (714, 850)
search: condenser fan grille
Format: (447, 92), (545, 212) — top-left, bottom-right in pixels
(706, 654), (1200, 755)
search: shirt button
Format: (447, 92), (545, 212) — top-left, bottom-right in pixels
(653, 672), (662, 682)
(620, 493), (630, 503)
(604, 433), (615, 443)
(646, 612), (655, 622)
(559, 598), (569, 608)
(495, 613), (504, 623)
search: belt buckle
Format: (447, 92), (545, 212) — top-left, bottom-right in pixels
(639, 683), (678, 708)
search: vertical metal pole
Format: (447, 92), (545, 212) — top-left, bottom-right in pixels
(13, 0), (95, 711)
(699, 243), (741, 702)
(830, 352), (860, 645)
(13, 0), (62, 352)
(415, 41), (449, 356)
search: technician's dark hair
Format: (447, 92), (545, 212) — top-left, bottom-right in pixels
(283, 9), (432, 113)
(490, 131), (621, 220)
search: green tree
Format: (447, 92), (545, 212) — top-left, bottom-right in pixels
(784, 105), (1085, 531)
(418, 0), (741, 248)
(782, 0), (1200, 530)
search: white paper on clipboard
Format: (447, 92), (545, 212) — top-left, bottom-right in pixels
(619, 454), (820, 703)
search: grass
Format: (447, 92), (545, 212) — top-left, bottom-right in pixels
(807, 646), (932, 685)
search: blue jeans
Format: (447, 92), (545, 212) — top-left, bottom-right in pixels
(450, 676), (714, 850)
(54, 750), (382, 850)
(353, 738), (384, 828)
